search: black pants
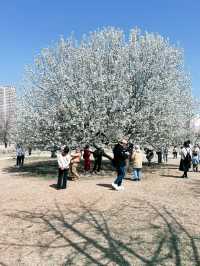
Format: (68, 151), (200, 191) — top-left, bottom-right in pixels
(16, 156), (21, 166)
(93, 158), (102, 172)
(183, 171), (188, 177)
(57, 168), (69, 189)
(21, 155), (25, 166)
(157, 153), (162, 164)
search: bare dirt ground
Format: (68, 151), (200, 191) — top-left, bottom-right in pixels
(0, 158), (200, 266)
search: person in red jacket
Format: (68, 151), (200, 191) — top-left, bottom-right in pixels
(83, 144), (92, 173)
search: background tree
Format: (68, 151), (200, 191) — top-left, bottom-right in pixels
(0, 107), (15, 148)
(16, 27), (193, 150)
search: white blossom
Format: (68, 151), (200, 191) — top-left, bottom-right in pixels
(16, 27), (193, 149)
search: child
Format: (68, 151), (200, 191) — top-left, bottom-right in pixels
(192, 151), (199, 172)
(83, 144), (92, 174)
(173, 146), (178, 159)
(57, 146), (71, 189)
(132, 145), (143, 181)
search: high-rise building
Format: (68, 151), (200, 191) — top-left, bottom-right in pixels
(0, 86), (16, 138)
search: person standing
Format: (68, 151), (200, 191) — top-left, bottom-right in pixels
(131, 145), (143, 181)
(179, 141), (192, 178)
(28, 146), (32, 156)
(83, 144), (92, 174)
(92, 147), (103, 173)
(173, 146), (178, 159)
(145, 148), (154, 166)
(163, 146), (168, 163)
(192, 151), (199, 172)
(187, 140), (192, 149)
(198, 144), (200, 162)
(70, 147), (81, 180)
(21, 146), (25, 167)
(112, 139), (129, 190)
(16, 145), (22, 167)
(156, 149), (162, 164)
(57, 146), (71, 189)
(126, 142), (134, 172)
(193, 144), (200, 158)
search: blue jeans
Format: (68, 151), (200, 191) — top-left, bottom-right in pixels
(132, 168), (142, 180)
(114, 165), (126, 186)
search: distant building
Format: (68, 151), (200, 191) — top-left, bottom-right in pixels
(0, 86), (16, 145)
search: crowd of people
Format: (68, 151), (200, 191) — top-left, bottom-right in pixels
(15, 139), (200, 191)
(56, 144), (109, 189)
(56, 139), (143, 190)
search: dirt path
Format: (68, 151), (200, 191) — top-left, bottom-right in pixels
(0, 159), (200, 265)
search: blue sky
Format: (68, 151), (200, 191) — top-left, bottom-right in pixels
(0, 0), (199, 96)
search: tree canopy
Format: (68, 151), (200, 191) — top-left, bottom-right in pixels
(16, 27), (193, 149)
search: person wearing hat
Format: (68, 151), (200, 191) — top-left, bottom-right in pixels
(131, 145), (143, 181)
(57, 146), (71, 189)
(112, 139), (129, 190)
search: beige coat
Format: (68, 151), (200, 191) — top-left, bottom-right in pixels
(71, 151), (81, 164)
(132, 150), (143, 169)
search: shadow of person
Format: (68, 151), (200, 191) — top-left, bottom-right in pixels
(160, 174), (182, 179)
(96, 183), (113, 190)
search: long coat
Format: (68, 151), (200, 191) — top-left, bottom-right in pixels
(179, 147), (192, 172)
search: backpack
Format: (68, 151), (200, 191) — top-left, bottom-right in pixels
(184, 149), (191, 163)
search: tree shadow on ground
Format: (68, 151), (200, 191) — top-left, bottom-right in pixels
(2, 160), (58, 179)
(2, 158), (177, 181)
(187, 179), (200, 198)
(2, 159), (116, 180)
(160, 174), (182, 179)
(1, 200), (200, 265)
(0, 262), (8, 266)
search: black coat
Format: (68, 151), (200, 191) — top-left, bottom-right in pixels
(179, 159), (191, 172)
(113, 144), (128, 168)
(93, 149), (103, 160)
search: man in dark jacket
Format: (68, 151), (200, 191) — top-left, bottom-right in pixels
(112, 139), (129, 190)
(145, 148), (154, 166)
(92, 147), (104, 173)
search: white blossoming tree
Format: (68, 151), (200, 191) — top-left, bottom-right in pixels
(16, 27), (193, 150)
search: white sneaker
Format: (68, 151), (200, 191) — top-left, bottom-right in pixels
(118, 185), (124, 191)
(111, 182), (118, 190)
